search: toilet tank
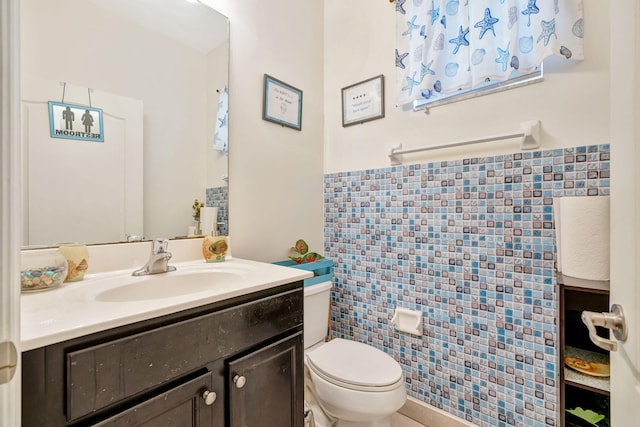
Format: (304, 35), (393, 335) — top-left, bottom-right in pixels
(304, 281), (332, 349)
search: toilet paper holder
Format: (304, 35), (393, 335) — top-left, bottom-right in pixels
(391, 307), (423, 336)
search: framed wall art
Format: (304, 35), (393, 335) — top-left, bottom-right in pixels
(262, 74), (303, 131)
(341, 74), (384, 127)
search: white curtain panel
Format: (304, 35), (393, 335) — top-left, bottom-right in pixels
(214, 85), (229, 153)
(395, 0), (584, 105)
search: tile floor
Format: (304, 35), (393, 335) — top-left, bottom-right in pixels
(391, 412), (427, 427)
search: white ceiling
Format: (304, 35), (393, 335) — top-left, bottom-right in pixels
(89, 0), (228, 54)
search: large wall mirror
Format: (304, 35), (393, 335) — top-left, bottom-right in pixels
(20, 0), (229, 247)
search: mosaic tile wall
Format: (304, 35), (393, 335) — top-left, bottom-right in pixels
(206, 186), (229, 235)
(323, 145), (610, 427)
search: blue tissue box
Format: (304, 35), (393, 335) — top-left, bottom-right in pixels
(272, 258), (333, 287)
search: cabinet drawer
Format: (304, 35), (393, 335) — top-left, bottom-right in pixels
(66, 288), (302, 421)
(93, 372), (215, 427)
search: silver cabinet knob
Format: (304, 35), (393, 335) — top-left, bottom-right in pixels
(233, 375), (246, 389)
(202, 390), (217, 406)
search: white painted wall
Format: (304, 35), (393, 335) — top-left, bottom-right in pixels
(324, 0), (610, 173)
(204, 0), (325, 262)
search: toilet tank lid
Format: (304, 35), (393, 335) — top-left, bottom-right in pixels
(306, 338), (403, 388)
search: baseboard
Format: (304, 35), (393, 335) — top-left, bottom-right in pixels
(398, 396), (476, 427)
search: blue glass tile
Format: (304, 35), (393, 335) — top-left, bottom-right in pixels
(323, 144), (609, 427)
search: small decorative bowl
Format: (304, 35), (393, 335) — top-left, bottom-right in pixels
(21, 248), (68, 292)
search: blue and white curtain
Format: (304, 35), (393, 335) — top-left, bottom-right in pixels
(214, 86), (228, 154)
(395, 0), (584, 105)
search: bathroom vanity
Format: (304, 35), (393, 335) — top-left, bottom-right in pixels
(21, 257), (311, 427)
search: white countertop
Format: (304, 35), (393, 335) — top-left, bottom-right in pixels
(21, 257), (312, 352)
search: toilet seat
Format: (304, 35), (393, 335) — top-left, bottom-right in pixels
(306, 338), (404, 392)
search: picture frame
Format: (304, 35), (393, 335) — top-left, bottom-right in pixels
(341, 74), (385, 127)
(262, 74), (303, 131)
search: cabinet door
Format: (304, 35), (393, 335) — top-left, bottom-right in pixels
(94, 372), (216, 427)
(228, 332), (303, 427)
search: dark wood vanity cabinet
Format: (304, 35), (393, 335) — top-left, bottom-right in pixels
(22, 281), (304, 427)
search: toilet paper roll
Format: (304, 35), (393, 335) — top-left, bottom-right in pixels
(554, 196), (610, 281)
(199, 207), (218, 236)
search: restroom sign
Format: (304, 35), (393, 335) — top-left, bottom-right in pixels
(48, 101), (104, 142)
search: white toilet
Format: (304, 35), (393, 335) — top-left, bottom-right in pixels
(304, 281), (407, 427)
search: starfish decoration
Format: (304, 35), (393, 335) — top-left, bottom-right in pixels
(449, 26), (469, 55)
(395, 49), (409, 69)
(474, 8), (499, 40)
(218, 114), (227, 128)
(428, 1), (440, 26)
(521, 0), (539, 27)
(402, 72), (421, 96)
(403, 15), (420, 40)
(395, 0), (407, 15)
(537, 19), (557, 46)
(420, 60), (435, 81)
(495, 43), (510, 72)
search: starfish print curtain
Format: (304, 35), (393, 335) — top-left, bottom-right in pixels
(214, 86), (229, 154)
(395, 0), (584, 105)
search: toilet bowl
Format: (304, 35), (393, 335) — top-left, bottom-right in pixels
(305, 338), (407, 427)
(303, 279), (407, 427)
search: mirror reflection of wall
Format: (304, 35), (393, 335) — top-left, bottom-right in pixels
(20, 0), (229, 247)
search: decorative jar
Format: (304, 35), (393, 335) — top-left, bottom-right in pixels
(20, 248), (68, 292)
(202, 236), (228, 262)
(58, 244), (89, 282)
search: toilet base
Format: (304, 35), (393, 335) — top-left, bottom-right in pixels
(336, 417), (391, 427)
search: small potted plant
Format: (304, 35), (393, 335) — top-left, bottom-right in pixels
(288, 239), (324, 264)
(192, 199), (204, 235)
(273, 239), (332, 286)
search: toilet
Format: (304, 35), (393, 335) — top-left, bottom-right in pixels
(304, 281), (407, 427)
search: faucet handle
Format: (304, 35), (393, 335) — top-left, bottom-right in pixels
(152, 238), (169, 254)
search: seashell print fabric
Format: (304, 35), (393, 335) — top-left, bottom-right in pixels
(395, 0), (584, 105)
(214, 86), (229, 153)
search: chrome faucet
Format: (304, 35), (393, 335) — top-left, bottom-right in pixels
(132, 238), (176, 276)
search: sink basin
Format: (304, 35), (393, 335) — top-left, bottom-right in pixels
(96, 269), (249, 302)
(62, 263), (254, 303)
